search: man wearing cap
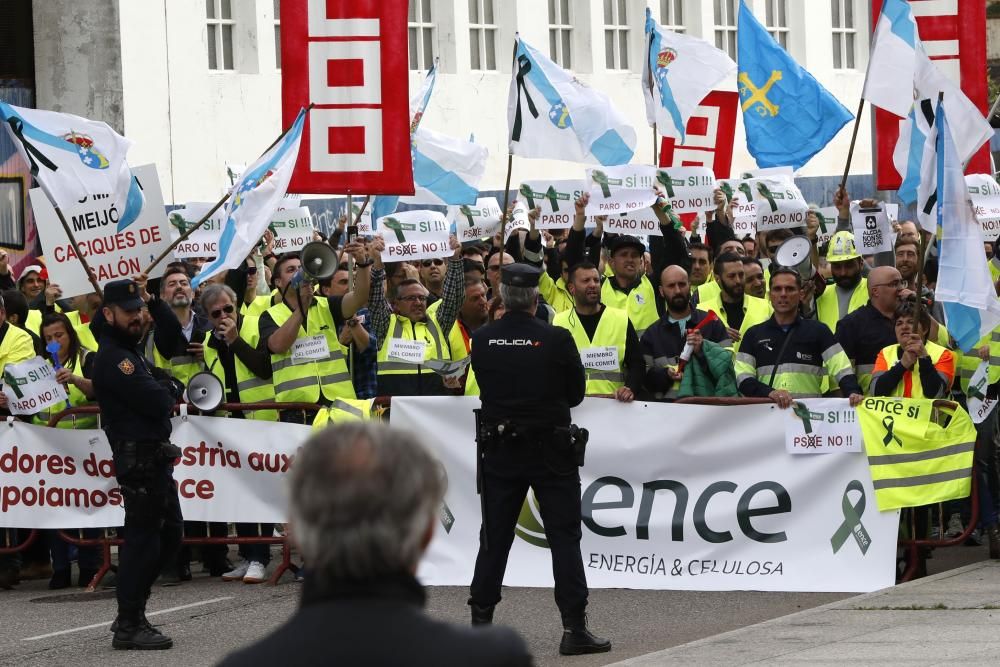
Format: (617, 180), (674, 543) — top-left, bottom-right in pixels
(817, 231), (868, 333)
(469, 262), (611, 655)
(92, 279), (186, 650)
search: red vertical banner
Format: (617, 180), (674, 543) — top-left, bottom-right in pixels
(658, 90), (739, 179)
(873, 0), (989, 189)
(281, 0), (414, 195)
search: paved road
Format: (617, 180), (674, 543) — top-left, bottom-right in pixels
(0, 542), (988, 666)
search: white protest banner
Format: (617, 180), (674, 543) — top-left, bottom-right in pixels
(783, 399), (863, 454)
(585, 165), (658, 216)
(602, 209), (662, 236)
(1, 357), (69, 416)
(850, 201), (892, 254)
(0, 421), (123, 528)
(653, 166), (716, 214)
(376, 210), (451, 262)
(720, 181), (757, 238)
(966, 174), (1000, 240)
(270, 206), (315, 253)
(170, 413), (311, 522)
(504, 200), (531, 240)
(449, 197), (503, 241)
(966, 361), (998, 425)
(168, 202), (228, 259)
(350, 202), (376, 235)
(395, 397), (898, 593)
(811, 207), (838, 247)
(517, 179), (584, 229)
(32, 164), (171, 297)
(739, 166), (794, 183)
(738, 178), (808, 232)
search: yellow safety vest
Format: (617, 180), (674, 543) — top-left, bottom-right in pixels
(956, 327), (1000, 394)
(600, 275), (658, 337)
(539, 273), (574, 313)
(817, 278), (868, 333)
(376, 314), (451, 376)
(0, 323), (36, 367)
(311, 398), (373, 429)
(202, 321), (278, 421)
(33, 351), (98, 429)
(241, 294), (273, 318)
(25, 306), (81, 337)
(871, 341), (953, 399)
(699, 293), (771, 350)
(75, 321), (98, 352)
(464, 367), (480, 396)
(427, 300), (472, 362)
(266, 299), (355, 403)
(695, 280), (721, 305)
(553, 306), (628, 395)
(858, 397), (976, 511)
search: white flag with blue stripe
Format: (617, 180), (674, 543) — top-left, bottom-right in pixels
(894, 98), (938, 232)
(862, 0), (918, 118)
(408, 127), (487, 206)
(935, 102), (1000, 352)
(508, 36), (635, 165)
(642, 8), (735, 141)
(192, 108), (306, 288)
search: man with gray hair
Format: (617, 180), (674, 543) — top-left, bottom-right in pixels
(469, 263), (611, 655)
(218, 423), (531, 666)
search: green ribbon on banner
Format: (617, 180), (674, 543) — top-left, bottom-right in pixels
(830, 479), (871, 555)
(592, 170), (613, 198)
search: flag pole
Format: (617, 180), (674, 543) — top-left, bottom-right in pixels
(499, 38), (518, 245)
(52, 206), (104, 299)
(914, 93), (945, 332)
(143, 103), (315, 275)
(839, 98), (865, 191)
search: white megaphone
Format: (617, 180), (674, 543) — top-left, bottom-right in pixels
(289, 241), (339, 288)
(774, 235), (816, 281)
(185, 371), (226, 412)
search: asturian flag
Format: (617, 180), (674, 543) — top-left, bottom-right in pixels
(0, 102), (144, 231)
(508, 36), (635, 165)
(935, 102), (1000, 352)
(192, 108), (306, 288)
(862, 0), (918, 119)
(642, 8), (736, 141)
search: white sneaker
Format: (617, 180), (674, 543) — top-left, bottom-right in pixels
(221, 561), (250, 581)
(243, 561), (266, 584)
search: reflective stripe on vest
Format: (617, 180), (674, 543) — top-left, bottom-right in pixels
(699, 294), (771, 351)
(202, 325), (277, 421)
(267, 299), (355, 403)
(376, 315), (450, 375)
(816, 278), (868, 332)
(34, 352), (97, 429)
(871, 341), (952, 399)
(311, 398), (373, 430)
(600, 276), (658, 337)
(553, 306), (628, 395)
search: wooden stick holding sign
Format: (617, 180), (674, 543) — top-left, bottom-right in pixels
(839, 98), (866, 191)
(499, 39), (518, 245)
(51, 206), (103, 299)
(144, 103), (316, 275)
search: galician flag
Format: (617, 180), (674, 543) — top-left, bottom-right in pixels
(192, 108), (306, 288)
(409, 127), (488, 206)
(642, 8), (735, 141)
(508, 36), (635, 165)
(862, 0), (918, 118)
(0, 102), (144, 231)
(934, 101), (1000, 352)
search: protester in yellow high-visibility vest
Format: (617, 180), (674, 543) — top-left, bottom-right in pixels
(34, 312), (98, 429)
(370, 235), (464, 397)
(871, 300), (955, 398)
(553, 262), (642, 401)
(817, 231), (868, 332)
(735, 268), (863, 406)
(698, 252), (771, 349)
(259, 241), (372, 423)
(153, 266), (213, 388)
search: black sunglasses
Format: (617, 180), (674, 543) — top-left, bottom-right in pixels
(210, 304), (236, 318)
(422, 259), (444, 267)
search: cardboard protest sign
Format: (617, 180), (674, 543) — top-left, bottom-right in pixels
(850, 201), (892, 254)
(812, 207), (838, 246)
(517, 179), (584, 229)
(738, 178), (808, 232)
(376, 210), (451, 262)
(1, 357), (68, 416)
(602, 209), (663, 236)
(783, 399), (863, 454)
(269, 207), (316, 252)
(448, 198), (503, 241)
(168, 202), (228, 259)
(584, 165), (657, 216)
(32, 164), (172, 297)
(653, 166), (716, 214)
(720, 180), (756, 238)
(967, 174), (1000, 240)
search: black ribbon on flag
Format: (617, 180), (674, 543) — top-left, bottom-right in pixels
(511, 54), (539, 143)
(6, 117), (58, 176)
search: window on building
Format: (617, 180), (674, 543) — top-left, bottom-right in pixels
(604, 0), (629, 70)
(273, 0), (281, 70)
(831, 0), (856, 69)
(660, 0), (684, 33)
(206, 0), (235, 71)
(548, 0), (572, 69)
(713, 0), (737, 59)
(764, 0), (789, 49)
(409, 0), (435, 70)
(469, 0), (498, 71)
(0, 178), (25, 250)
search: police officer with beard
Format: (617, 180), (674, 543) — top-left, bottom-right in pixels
(92, 279), (184, 650)
(468, 263), (611, 656)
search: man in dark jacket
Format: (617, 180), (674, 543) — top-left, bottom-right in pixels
(218, 423), (531, 667)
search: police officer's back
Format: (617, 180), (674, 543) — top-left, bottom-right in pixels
(92, 278), (183, 651)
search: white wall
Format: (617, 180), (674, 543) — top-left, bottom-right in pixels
(87, 0), (875, 203)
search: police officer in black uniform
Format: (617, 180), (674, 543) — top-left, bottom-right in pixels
(92, 279), (185, 650)
(469, 263), (611, 656)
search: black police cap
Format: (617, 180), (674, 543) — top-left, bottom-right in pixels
(500, 263), (541, 288)
(103, 279), (144, 310)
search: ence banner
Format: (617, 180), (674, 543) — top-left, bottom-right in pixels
(394, 397), (899, 593)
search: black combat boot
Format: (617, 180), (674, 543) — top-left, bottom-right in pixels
(470, 603), (495, 626)
(112, 607), (172, 650)
(559, 615), (611, 655)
